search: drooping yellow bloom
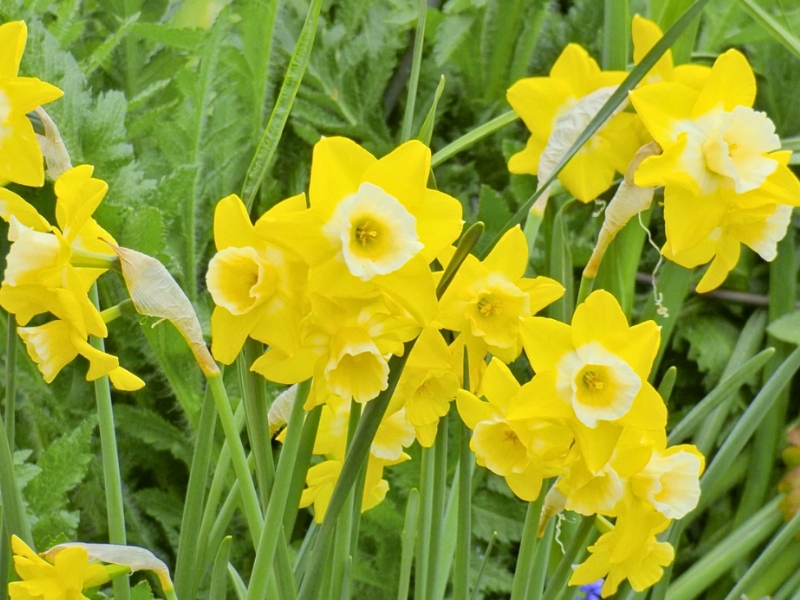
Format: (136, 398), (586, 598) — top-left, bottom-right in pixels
(206, 193), (309, 364)
(253, 294), (418, 405)
(255, 137), (463, 324)
(507, 44), (644, 202)
(0, 21), (63, 187)
(630, 50), (800, 291)
(18, 319), (144, 390)
(0, 166), (143, 389)
(9, 535), (110, 600)
(457, 358), (572, 501)
(390, 327), (460, 447)
(569, 501), (674, 596)
(437, 226), (564, 366)
(515, 290), (666, 471)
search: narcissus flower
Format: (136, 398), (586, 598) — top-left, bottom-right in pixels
(206, 193), (309, 364)
(437, 226), (564, 365)
(569, 501), (674, 596)
(507, 44), (644, 202)
(630, 49), (800, 290)
(253, 294), (418, 405)
(18, 319), (144, 390)
(457, 358), (572, 500)
(515, 290), (666, 470)
(9, 535), (111, 600)
(256, 137), (463, 324)
(0, 21), (63, 187)
(390, 327), (460, 446)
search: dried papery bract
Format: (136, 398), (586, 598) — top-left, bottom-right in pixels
(43, 542), (173, 593)
(584, 141), (661, 279)
(106, 242), (219, 377)
(34, 106), (72, 180)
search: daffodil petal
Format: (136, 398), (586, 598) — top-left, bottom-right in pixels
(693, 49), (756, 117)
(309, 137), (376, 218)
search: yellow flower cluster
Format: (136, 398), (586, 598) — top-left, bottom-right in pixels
(0, 22), (142, 390)
(508, 16), (800, 293)
(457, 291), (704, 596)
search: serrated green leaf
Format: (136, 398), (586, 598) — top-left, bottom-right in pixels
(131, 23), (205, 50)
(675, 314), (740, 389)
(131, 580), (155, 600)
(114, 405), (192, 465)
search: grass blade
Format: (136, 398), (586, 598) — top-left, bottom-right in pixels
(738, 0), (800, 60)
(241, 0), (323, 210)
(401, 0), (428, 142)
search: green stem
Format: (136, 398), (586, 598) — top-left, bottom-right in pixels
(510, 495), (546, 600)
(0, 392), (30, 548)
(426, 414), (449, 600)
(401, 0), (427, 142)
(415, 446), (435, 600)
(284, 405), (322, 536)
(207, 374), (264, 545)
(88, 285), (130, 600)
(174, 382), (218, 600)
(576, 275), (595, 306)
(541, 515), (596, 600)
(431, 111), (518, 168)
(297, 344), (414, 600)
(398, 489), (420, 600)
(453, 420), (472, 600)
(247, 379), (311, 600)
(5, 314), (16, 446)
(240, 340), (275, 506)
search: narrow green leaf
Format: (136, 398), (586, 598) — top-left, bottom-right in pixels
(667, 348), (773, 445)
(723, 510), (800, 600)
(241, 0), (323, 210)
(437, 222), (485, 299)
(397, 489), (420, 600)
(603, 0), (631, 69)
(402, 0), (428, 142)
(548, 201), (574, 323)
(431, 111), (518, 168)
(665, 498), (784, 600)
(209, 537), (232, 600)
(657, 366), (677, 403)
(471, 533), (498, 600)
(701, 346), (800, 501)
(228, 563), (249, 600)
(418, 76), (446, 147)
(738, 0), (800, 60)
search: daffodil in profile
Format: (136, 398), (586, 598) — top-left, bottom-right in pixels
(569, 501), (674, 596)
(0, 21), (64, 187)
(507, 44), (644, 202)
(18, 318), (144, 390)
(256, 137), (463, 324)
(206, 193), (310, 364)
(9, 535), (111, 600)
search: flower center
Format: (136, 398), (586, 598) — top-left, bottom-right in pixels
(582, 369), (605, 390)
(477, 296), (502, 316)
(323, 182), (423, 281)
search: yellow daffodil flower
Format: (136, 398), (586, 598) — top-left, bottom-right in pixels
(437, 226), (564, 365)
(569, 501), (674, 596)
(514, 290), (666, 471)
(18, 319), (144, 390)
(390, 328), (460, 447)
(300, 454), (402, 523)
(253, 294), (418, 405)
(457, 358), (572, 501)
(629, 50), (800, 290)
(630, 443), (704, 520)
(507, 44), (644, 202)
(0, 21), (63, 187)
(9, 535), (110, 600)
(206, 193), (310, 364)
(256, 137), (463, 324)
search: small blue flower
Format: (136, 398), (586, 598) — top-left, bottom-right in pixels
(579, 578), (604, 600)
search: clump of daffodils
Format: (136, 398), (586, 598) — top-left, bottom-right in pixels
(457, 291), (704, 596)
